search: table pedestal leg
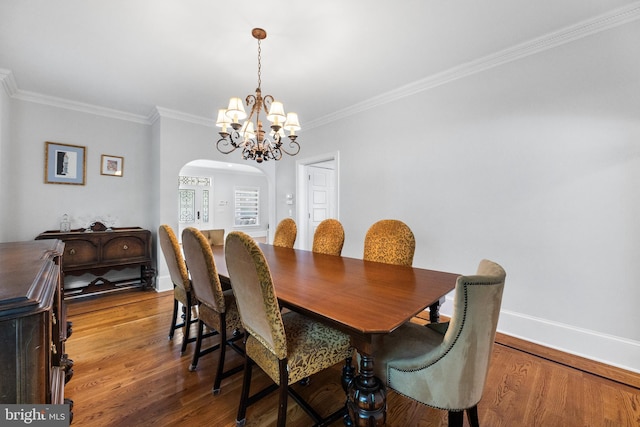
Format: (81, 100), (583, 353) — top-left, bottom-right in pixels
(429, 301), (440, 323)
(346, 354), (386, 426)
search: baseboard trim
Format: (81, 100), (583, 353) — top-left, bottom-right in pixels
(416, 310), (640, 390)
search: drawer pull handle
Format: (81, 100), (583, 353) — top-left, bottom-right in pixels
(69, 249), (76, 255)
(123, 245), (129, 250)
(51, 342), (57, 355)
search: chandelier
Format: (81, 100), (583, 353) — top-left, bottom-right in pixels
(215, 28), (301, 163)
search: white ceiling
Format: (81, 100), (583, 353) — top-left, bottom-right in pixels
(1, 1), (639, 125)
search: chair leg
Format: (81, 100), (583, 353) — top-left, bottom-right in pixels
(168, 298), (179, 340)
(236, 355), (253, 427)
(212, 318), (227, 395)
(448, 410), (464, 427)
(341, 356), (355, 393)
(277, 359), (289, 427)
(189, 320), (204, 371)
(180, 301), (192, 354)
(466, 405), (480, 427)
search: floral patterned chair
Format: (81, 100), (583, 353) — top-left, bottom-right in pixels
(272, 218), (297, 248)
(363, 219), (415, 266)
(312, 218), (345, 256)
(372, 259), (506, 427)
(158, 224), (197, 354)
(225, 231), (353, 427)
(181, 227), (244, 394)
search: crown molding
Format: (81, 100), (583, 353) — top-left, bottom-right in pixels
(304, 2), (640, 130)
(0, 69), (18, 96)
(12, 89), (150, 124)
(151, 106), (215, 127)
(3, 3), (639, 128)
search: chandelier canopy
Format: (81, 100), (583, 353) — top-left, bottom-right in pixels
(215, 28), (300, 163)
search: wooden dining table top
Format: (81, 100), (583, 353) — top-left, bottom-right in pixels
(211, 243), (459, 352)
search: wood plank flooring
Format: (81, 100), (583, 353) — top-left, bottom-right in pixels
(64, 290), (640, 426)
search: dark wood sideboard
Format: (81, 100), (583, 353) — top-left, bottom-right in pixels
(36, 223), (155, 298)
(0, 240), (73, 411)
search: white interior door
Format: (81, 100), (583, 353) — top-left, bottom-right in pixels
(307, 165), (335, 246)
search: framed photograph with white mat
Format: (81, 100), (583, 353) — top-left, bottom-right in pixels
(45, 141), (86, 185)
(101, 154), (124, 177)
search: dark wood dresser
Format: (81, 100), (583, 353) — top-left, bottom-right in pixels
(0, 239), (73, 407)
(36, 223), (155, 298)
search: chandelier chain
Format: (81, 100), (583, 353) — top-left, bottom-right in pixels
(257, 39), (262, 90)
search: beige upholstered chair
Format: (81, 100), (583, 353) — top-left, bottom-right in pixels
(158, 224), (197, 354)
(372, 259), (506, 427)
(200, 228), (225, 246)
(181, 227), (244, 394)
(272, 218), (297, 248)
(312, 218), (345, 256)
(225, 231), (353, 427)
(363, 219), (415, 266)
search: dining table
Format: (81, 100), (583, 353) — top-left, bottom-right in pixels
(210, 242), (459, 426)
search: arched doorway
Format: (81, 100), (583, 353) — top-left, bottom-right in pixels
(178, 159), (270, 243)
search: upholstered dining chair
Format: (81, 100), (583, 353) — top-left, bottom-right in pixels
(181, 227), (244, 394)
(158, 224), (198, 354)
(363, 219), (415, 266)
(312, 218), (345, 256)
(225, 231), (353, 427)
(372, 259), (506, 427)
(200, 228), (225, 246)
(362, 219), (437, 322)
(272, 218), (297, 248)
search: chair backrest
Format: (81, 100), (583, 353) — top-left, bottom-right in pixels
(201, 228), (225, 246)
(158, 224), (191, 291)
(181, 227), (226, 313)
(273, 218), (297, 248)
(312, 219), (345, 256)
(363, 219), (415, 266)
(225, 231), (287, 360)
(389, 259), (506, 409)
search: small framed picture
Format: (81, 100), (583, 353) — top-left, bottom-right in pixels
(101, 154), (124, 177)
(45, 141), (86, 185)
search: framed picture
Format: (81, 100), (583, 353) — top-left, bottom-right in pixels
(45, 141), (86, 185)
(101, 154), (124, 177)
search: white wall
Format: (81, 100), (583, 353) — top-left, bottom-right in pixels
(0, 77), (10, 242)
(278, 22), (640, 372)
(5, 99), (153, 241)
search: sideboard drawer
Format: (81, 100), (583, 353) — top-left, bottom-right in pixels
(63, 240), (99, 268)
(103, 236), (146, 262)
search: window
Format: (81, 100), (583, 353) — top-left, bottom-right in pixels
(234, 187), (259, 227)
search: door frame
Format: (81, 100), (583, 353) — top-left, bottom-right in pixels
(295, 151), (340, 250)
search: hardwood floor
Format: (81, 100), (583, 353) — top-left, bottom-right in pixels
(64, 290), (640, 426)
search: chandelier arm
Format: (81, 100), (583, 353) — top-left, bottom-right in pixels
(246, 94), (257, 110)
(216, 135), (239, 154)
(263, 94), (274, 115)
(280, 139), (301, 156)
(271, 147), (283, 161)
